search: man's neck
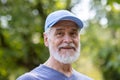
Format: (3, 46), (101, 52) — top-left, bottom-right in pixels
(44, 56), (73, 77)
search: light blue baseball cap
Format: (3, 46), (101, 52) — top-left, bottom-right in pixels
(44, 10), (83, 31)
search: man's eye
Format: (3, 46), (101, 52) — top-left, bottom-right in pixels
(70, 32), (78, 37)
(57, 32), (63, 35)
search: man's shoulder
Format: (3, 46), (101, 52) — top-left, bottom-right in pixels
(16, 65), (42, 80)
(16, 64), (56, 80)
(73, 70), (93, 80)
(16, 72), (39, 80)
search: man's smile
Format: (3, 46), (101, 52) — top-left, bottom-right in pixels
(59, 46), (75, 51)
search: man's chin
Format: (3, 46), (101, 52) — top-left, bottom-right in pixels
(58, 51), (76, 56)
(54, 54), (79, 64)
(57, 58), (77, 64)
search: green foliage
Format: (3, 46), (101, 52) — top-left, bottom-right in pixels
(0, 0), (71, 80)
(89, 0), (120, 79)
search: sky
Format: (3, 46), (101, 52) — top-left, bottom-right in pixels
(71, 0), (96, 21)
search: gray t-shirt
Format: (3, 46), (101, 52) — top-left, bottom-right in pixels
(17, 64), (93, 80)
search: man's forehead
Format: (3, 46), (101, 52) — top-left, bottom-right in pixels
(48, 27), (80, 34)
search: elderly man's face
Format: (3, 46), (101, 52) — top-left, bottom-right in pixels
(44, 20), (80, 64)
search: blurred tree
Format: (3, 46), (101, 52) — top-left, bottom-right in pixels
(0, 0), (71, 80)
(84, 0), (120, 80)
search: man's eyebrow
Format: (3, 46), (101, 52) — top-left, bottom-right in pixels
(72, 28), (77, 30)
(55, 28), (65, 31)
(72, 28), (79, 31)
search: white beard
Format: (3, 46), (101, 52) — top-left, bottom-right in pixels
(50, 43), (80, 64)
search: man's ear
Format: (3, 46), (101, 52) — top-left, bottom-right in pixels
(43, 33), (49, 47)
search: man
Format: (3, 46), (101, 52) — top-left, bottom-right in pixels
(17, 10), (93, 80)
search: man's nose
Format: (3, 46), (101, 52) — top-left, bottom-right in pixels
(63, 35), (72, 43)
